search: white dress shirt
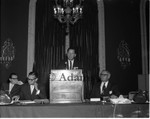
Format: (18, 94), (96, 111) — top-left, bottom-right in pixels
(68, 60), (74, 69)
(30, 85), (34, 94)
(30, 85), (40, 95)
(9, 83), (14, 94)
(100, 81), (109, 94)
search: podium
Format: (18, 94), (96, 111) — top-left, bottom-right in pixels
(50, 70), (84, 103)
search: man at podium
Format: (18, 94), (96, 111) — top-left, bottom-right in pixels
(57, 47), (81, 70)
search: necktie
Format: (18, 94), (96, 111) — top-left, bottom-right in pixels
(102, 83), (106, 94)
(30, 85), (34, 94)
(70, 60), (72, 69)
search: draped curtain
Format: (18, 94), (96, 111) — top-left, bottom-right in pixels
(70, 0), (99, 98)
(34, 0), (99, 99)
(33, 0), (66, 97)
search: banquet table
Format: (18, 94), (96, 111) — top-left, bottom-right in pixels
(0, 102), (149, 117)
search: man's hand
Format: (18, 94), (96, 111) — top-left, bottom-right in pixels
(16, 81), (24, 85)
(34, 82), (39, 91)
(34, 83), (40, 95)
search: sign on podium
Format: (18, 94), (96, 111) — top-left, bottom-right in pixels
(50, 69), (84, 103)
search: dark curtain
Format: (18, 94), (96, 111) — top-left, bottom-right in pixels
(70, 0), (99, 99)
(104, 0), (142, 94)
(34, 0), (99, 99)
(33, 0), (66, 98)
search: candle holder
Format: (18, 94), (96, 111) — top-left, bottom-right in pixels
(53, 0), (84, 33)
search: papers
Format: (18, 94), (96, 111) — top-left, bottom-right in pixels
(18, 99), (49, 104)
(110, 95), (131, 104)
(90, 98), (100, 102)
(0, 101), (13, 105)
(0, 99), (49, 105)
(34, 99), (49, 103)
(18, 100), (36, 104)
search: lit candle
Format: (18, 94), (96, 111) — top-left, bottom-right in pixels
(54, 8), (56, 14)
(58, 7), (60, 13)
(80, 8), (82, 14)
(62, 8), (64, 14)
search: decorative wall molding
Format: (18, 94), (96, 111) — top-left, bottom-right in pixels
(117, 40), (131, 69)
(0, 38), (15, 69)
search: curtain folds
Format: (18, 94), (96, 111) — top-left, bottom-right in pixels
(70, 0), (99, 98)
(34, 0), (99, 99)
(34, 0), (66, 97)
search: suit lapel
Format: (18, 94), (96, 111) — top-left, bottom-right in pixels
(105, 82), (112, 95)
(106, 82), (111, 91)
(73, 60), (75, 68)
(73, 59), (79, 69)
(66, 60), (69, 69)
(27, 84), (32, 96)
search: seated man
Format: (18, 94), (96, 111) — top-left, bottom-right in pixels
(0, 73), (23, 99)
(57, 47), (81, 69)
(90, 70), (120, 100)
(19, 71), (46, 100)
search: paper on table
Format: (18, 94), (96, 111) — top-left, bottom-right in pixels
(110, 95), (131, 104)
(90, 98), (100, 102)
(0, 101), (13, 105)
(18, 100), (36, 104)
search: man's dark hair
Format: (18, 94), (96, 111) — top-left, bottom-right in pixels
(9, 73), (17, 79)
(28, 71), (38, 78)
(67, 47), (76, 53)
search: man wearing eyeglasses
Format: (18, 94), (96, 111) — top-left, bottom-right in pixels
(0, 73), (23, 98)
(18, 72), (46, 100)
(90, 70), (120, 100)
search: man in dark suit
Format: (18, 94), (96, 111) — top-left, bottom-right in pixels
(19, 71), (46, 100)
(57, 47), (81, 69)
(0, 73), (23, 99)
(90, 70), (120, 100)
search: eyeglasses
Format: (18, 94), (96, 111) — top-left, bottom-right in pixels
(101, 74), (108, 76)
(11, 78), (18, 80)
(28, 78), (36, 81)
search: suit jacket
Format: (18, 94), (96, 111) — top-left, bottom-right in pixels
(19, 83), (46, 100)
(56, 59), (82, 69)
(0, 83), (21, 98)
(90, 81), (120, 98)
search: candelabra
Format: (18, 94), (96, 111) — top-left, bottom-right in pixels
(53, 0), (84, 33)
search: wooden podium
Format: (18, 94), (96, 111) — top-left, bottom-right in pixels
(49, 70), (84, 103)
